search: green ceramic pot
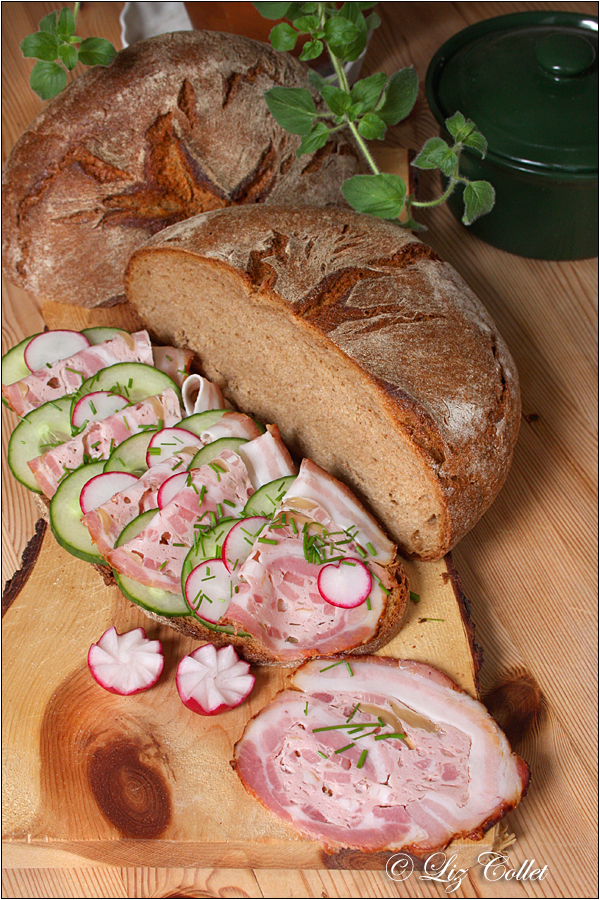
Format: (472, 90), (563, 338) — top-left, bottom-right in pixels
(426, 12), (598, 260)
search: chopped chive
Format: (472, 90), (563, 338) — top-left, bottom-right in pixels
(159, 561), (168, 570)
(374, 732), (406, 741)
(346, 662), (354, 676)
(317, 751), (328, 759)
(356, 749), (368, 769)
(172, 458), (184, 471)
(258, 537), (278, 545)
(366, 542), (376, 555)
(65, 367), (83, 378)
(165, 355), (172, 362)
(216, 503), (223, 519)
(320, 660), (345, 672)
(346, 702), (360, 722)
(91, 441), (101, 449)
(334, 743), (355, 754)
(123, 417), (130, 431)
(89, 401), (97, 415)
(128, 378), (133, 388)
(46, 362), (52, 369)
(291, 517), (298, 535)
(312, 724), (362, 733)
(340, 560), (356, 566)
(410, 591), (420, 604)
(172, 543), (188, 548)
(366, 597), (372, 610)
(224, 499), (236, 507)
(148, 447), (162, 455)
(355, 544), (367, 558)
(304, 701), (308, 716)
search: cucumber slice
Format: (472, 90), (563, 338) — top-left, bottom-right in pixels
(179, 409), (227, 437)
(114, 509), (189, 617)
(243, 476), (296, 517)
(49, 461), (106, 563)
(189, 437), (248, 469)
(75, 362), (181, 406)
(80, 326), (128, 345)
(103, 429), (157, 475)
(181, 518), (239, 588)
(7, 396), (73, 493)
(2, 333), (41, 386)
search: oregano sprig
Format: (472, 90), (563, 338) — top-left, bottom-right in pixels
(20, 3), (116, 101)
(253, 1), (495, 228)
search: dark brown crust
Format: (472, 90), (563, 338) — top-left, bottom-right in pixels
(2, 32), (361, 308)
(2, 518), (47, 616)
(126, 207), (521, 558)
(444, 552), (484, 695)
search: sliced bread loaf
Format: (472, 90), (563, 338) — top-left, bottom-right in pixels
(126, 206), (521, 561)
(2, 32), (360, 309)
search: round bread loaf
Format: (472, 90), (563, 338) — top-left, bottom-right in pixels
(126, 206), (521, 561)
(2, 31), (360, 308)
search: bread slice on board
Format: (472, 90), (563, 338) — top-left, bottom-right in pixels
(2, 31), (360, 309)
(125, 206), (521, 560)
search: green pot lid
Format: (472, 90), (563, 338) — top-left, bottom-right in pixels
(426, 12), (598, 175)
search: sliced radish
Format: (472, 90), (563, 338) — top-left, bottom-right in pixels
(176, 643), (255, 716)
(71, 390), (129, 429)
(184, 558), (234, 623)
(146, 427), (203, 468)
(157, 471), (190, 509)
(88, 626), (164, 695)
(80, 471), (140, 514)
(222, 516), (269, 574)
(24, 330), (90, 372)
(317, 558), (373, 609)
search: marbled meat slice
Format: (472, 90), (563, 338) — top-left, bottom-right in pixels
(106, 449), (253, 592)
(152, 345), (194, 387)
(2, 330), (154, 415)
(82, 448), (197, 558)
(28, 388), (182, 497)
(233, 657), (530, 855)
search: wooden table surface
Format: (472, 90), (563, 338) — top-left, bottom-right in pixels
(2, 3), (597, 898)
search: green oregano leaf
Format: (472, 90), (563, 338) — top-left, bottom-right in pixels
(269, 21), (298, 51)
(463, 129), (488, 157)
(462, 181), (495, 225)
(38, 12), (58, 34)
(292, 14), (319, 33)
(357, 112), (386, 140)
(412, 137), (449, 169)
(331, 2), (368, 61)
(308, 69), (329, 91)
(77, 37), (117, 66)
(297, 121), (329, 157)
(20, 32), (59, 62)
(364, 11), (381, 30)
(342, 173), (407, 219)
(57, 7), (76, 38)
(252, 2), (294, 19)
(299, 39), (323, 61)
(58, 42), (78, 71)
(320, 83), (352, 116)
(324, 15), (361, 47)
(350, 72), (387, 114)
(445, 111), (467, 138)
(29, 59), (67, 100)
(377, 67), (418, 125)
(264, 86), (317, 135)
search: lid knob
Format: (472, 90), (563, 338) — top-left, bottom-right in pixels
(535, 32), (596, 78)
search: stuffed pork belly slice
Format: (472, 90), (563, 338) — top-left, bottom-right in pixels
(2, 330), (154, 416)
(233, 657), (530, 855)
(222, 459), (407, 664)
(82, 448), (197, 559)
(152, 345), (193, 388)
(106, 449), (254, 593)
(28, 388), (182, 498)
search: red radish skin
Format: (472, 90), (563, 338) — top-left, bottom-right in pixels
(146, 427), (203, 467)
(24, 330), (90, 373)
(184, 558), (233, 623)
(222, 516), (269, 574)
(88, 626), (164, 695)
(157, 471), (191, 509)
(176, 643), (255, 716)
(71, 391), (129, 429)
(80, 471), (140, 514)
(317, 558), (373, 608)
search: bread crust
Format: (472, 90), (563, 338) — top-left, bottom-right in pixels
(126, 206), (521, 558)
(2, 31), (360, 308)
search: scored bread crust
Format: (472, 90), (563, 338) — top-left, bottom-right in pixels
(125, 206), (521, 560)
(2, 31), (360, 309)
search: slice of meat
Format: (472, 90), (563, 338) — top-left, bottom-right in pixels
(182, 374), (226, 415)
(152, 345), (194, 388)
(82, 448), (197, 559)
(233, 657), (530, 855)
(200, 412), (263, 443)
(224, 508), (396, 662)
(237, 424), (296, 490)
(106, 449), (253, 592)
(2, 330), (154, 415)
(282, 460), (396, 565)
(28, 388), (182, 497)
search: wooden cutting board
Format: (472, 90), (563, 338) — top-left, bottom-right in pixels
(2, 301), (501, 870)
